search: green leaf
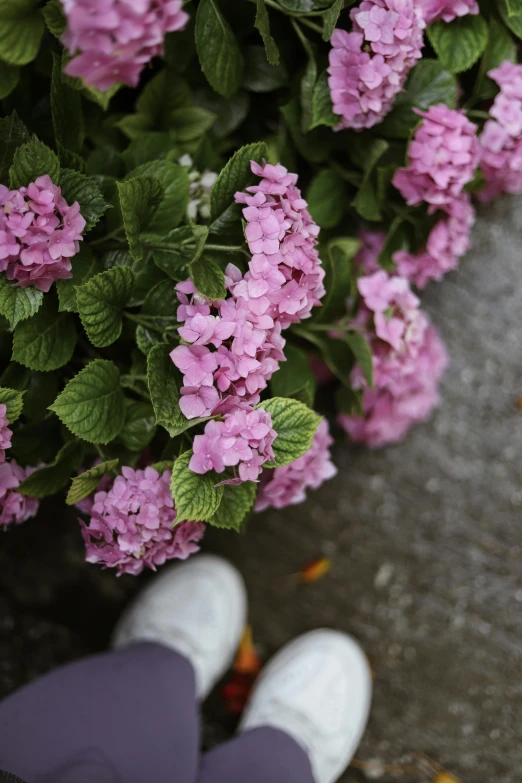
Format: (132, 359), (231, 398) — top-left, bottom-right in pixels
(170, 450), (224, 522)
(344, 333), (373, 387)
(316, 237), (360, 323)
(57, 246), (103, 313)
(209, 481), (257, 530)
(0, 0), (45, 66)
(0, 60), (19, 99)
(12, 295), (76, 371)
(256, 397), (322, 467)
(142, 278), (178, 320)
(474, 18), (516, 100)
(428, 14), (489, 74)
(322, 0), (343, 41)
(0, 387), (24, 422)
(310, 70), (339, 129)
(22, 372), (59, 422)
(0, 112), (29, 183)
(119, 401), (156, 451)
(0, 276), (43, 330)
(117, 176), (164, 262)
(254, 0), (280, 65)
(118, 70), (192, 139)
(281, 98), (330, 164)
(243, 45), (287, 92)
(379, 60), (457, 139)
(195, 0), (244, 99)
(194, 88), (250, 140)
(59, 169), (107, 232)
(306, 169), (345, 229)
(277, 0), (336, 11)
(10, 135), (60, 189)
(270, 344), (316, 407)
(18, 441), (85, 498)
(292, 19), (318, 133)
(352, 139), (389, 222)
(147, 343), (185, 437)
(169, 107), (216, 143)
(49, 360), (126, 445)
(190, 254), (226, 300)
(76, 266), (135, 348)
(66, 458), (119, 506)
(42, 0), (66, 37)
(51, 52), (84, 156)
(127, 160), (189, 235)
(210, 142), (267, 224)
(293, 325), (353, 387)
(499, 0), (522, 38)
(0, 362), (30, 391)
(136, 325), (163, 355)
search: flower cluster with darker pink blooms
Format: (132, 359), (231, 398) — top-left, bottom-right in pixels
(390, 105), (479, 288)
(416, 0), (478, 23)
(0, 405), (12, 464)
(78, 466), (205, 576)
(478, 62), (522, 202)
(255, 419), (337, 511)
(328, 0), (425, 130)
(170, 161), (325, 482)
(0, 461), (40, 530)
(62, 0), (189, 91)
(339, 270), (448, 447)
(0, 176), (85, 292)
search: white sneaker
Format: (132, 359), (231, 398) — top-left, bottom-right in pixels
(240, 629), (372, 783)
(112, 554), (247, 699)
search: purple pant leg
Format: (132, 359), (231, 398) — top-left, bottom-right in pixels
(199, 727), (316, 783)
(0, 643), (199, 783)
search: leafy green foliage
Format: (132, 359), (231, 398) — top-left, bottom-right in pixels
(117, 176), (164, 262)
(147, 343), (185, 437)
(77, 267), (134, 348)
(270, 344), (316, 408)
(66, 458), (119, 506)
(243, 46), (288, 92)
(428, 14), (489, 74)
(12, 294), (76, 371)
(57, 246), (103, 313)
(352, 139), (389, 222)
(49, 360), (126, 444)
(10, 136), (60, 189)
(18, 441), (85, 498)
(210, 142), (267, 226)
(51, 52), (84, 157)
(127, 160), (189, 235)
(0, 276), (43, 330)
(311, 71), (339, 129)
(254, 0), (280, 65)
(209, 481), (257, 530)
(0, 387), (24, 422)
(0, 60), (19, 99)
(306, 169), (345, 228)
(196, 0), (244, 99)
(344, 333), (373, 387)
(316, 237), (360, 323)
(499, 0), (522, 39)
(170, 450), (224, 522)
(0, 0), (45, 66)
(190, 253), (226, 300)
(257, 397), (322, 467)
(42, 0), (66, 38)
(0, 112), (30, 182)
(119, 401), (156, 451)
(474, 18), (516, 101)
(322, 0), (343, 41)
(59, 169), (108, 231)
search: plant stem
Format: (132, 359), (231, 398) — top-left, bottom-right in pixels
(205, 244), (245, 252)
(90, 228), (125, 247)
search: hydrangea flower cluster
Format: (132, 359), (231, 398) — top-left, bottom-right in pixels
(62, 0), (189, 91)
(0, 460), (40, 530)
(171, 162), (325, 418)
(393, 195), (476, 288)
(355, 229), (386, 274)
(416, 0), (478, 24)
(328, 0), (425, 131)
(255, 419), (337, 511)
(339, 271), (448, 446)
(392, 105), (479, 209)
(0, 405), (12, 464)
(190, 407), (276, 482)
(0, 176), (85, 292)
(478, 62), (522, 203)
(179, 155), (218, 221)
(79, 466), (205, 576)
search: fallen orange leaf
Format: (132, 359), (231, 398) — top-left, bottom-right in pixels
(234, 625), (261, 675)
(299, 557), (332, 584)
(434, 774), (461, 783)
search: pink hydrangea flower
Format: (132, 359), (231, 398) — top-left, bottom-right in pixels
(190, 406), (276, 482)
(0, 405), (12, 464)
(339, 271), (448, 447)
(62, 0), (189, 91)
(79, 466), (205, 576)
(0, 177), (85, 292)
(393, 194), (475, 287)
(327, 0), (425, 130)
(255, 419), (337, 511)
(392, 105), (480, 209)
(355, 229), (386, 274)
(171, 161), (324, 416)
(0, 460), (40, 529)
(416, 0), (478, 23)
(478, 62), (522, 202)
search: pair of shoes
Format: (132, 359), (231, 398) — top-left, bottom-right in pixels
(113, 555), (372, 783)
